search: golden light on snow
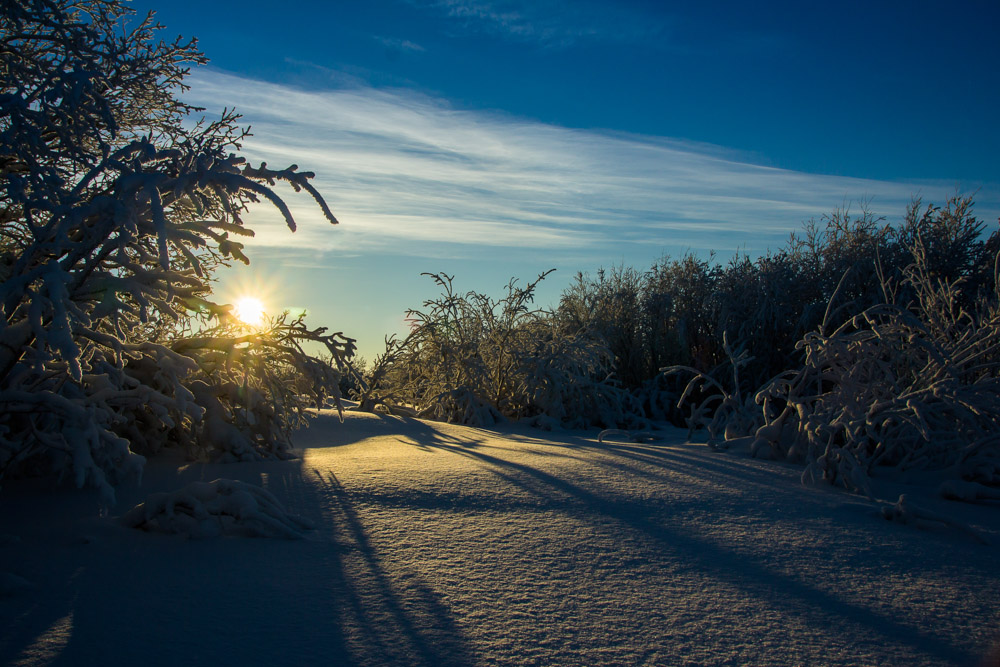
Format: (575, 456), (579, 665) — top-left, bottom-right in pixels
(232, 296), (267, 327)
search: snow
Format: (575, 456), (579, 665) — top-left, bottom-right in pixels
(2, 410), (999, 666)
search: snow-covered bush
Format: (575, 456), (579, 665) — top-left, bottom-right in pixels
(766, 243), (998, 491)
(142, 312), (351, 463)
(121, 478), (315, 539)
(368, 272), (637, 428)
(641, 253), (721, 375)
(689, 197), (1000, 496)
(558, 265), (651, 389)
(555, 198), (996, 441)
(347, 333), (418, 415)
(0, 0), (352, 503)
(663, 333), (763, 443)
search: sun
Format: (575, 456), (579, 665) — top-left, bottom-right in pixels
(232, 296), (267, 327)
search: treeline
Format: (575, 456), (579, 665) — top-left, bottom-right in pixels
(557, 197), (997, 408)
(354, 196), (996, 427)
(351, 196), (1000, 494)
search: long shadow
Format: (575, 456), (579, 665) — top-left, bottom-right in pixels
(501, 427), (806, 491)
(402, 436), (978, 666)
(591, 443), (816, 498)
(487, 429), (836, 515)
(0, 460), (359, 666)
(358, 416), (855, 519)
(391, 417), (490, 450)
(552, 433), (846, 507)
(309, 468), (476, 667)
(0, 452), (475, 667)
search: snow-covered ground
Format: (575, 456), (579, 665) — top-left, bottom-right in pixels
(2, 410), (998, 666)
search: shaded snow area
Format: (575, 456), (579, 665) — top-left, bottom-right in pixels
(2, 410), (999, 666)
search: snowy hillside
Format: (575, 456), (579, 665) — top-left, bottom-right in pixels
(2, 410), (998, 666)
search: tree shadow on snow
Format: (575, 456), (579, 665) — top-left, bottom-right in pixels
(398, 433), (982, 666)
(0, 453), (475, 667)
(307, 468), (477, 667)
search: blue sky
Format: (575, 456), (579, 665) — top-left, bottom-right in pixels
(129, 0), (1000, 359)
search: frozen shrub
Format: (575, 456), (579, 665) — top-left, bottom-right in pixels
(558, 265), (650, 389)
(892, 196), (997, 307)
(371, 272), (639, 428)
(724, 197), (1000, 495)
(710, 251), (816, 389)
(557, 196), (997, 444)
(511, 317), (644, 429)
(347, 336), (421, 416)
(643, 253), (720, 374)
(0, 0), (352, 503)
(141, 312), (351, 463)
(384, 272), (505, 425)
(663, 333), (763, 444)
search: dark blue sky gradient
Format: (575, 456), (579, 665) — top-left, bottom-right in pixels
(133, 0), (1000, 183)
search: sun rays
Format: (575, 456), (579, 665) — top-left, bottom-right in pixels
(232, 296), (267, 328)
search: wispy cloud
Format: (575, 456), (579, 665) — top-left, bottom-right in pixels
(415, 0), (669, 48)
(409, 1), (783, 55)
(374, 35), (426, 53)
(185, 69), (998, 265)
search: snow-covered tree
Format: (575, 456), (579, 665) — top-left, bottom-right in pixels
(363, 272), (640, 429)
(0, 0), (353, 503)
(674, 197), (1000, 497)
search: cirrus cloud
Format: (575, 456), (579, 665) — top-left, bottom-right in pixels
(185, 68), (997, 265)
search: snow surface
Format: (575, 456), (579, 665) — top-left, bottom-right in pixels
(2, 410), (999, 666)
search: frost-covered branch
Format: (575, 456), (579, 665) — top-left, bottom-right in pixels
(1, 0), (351, 504)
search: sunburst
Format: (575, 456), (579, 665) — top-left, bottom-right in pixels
(232, 296), (267, 328)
